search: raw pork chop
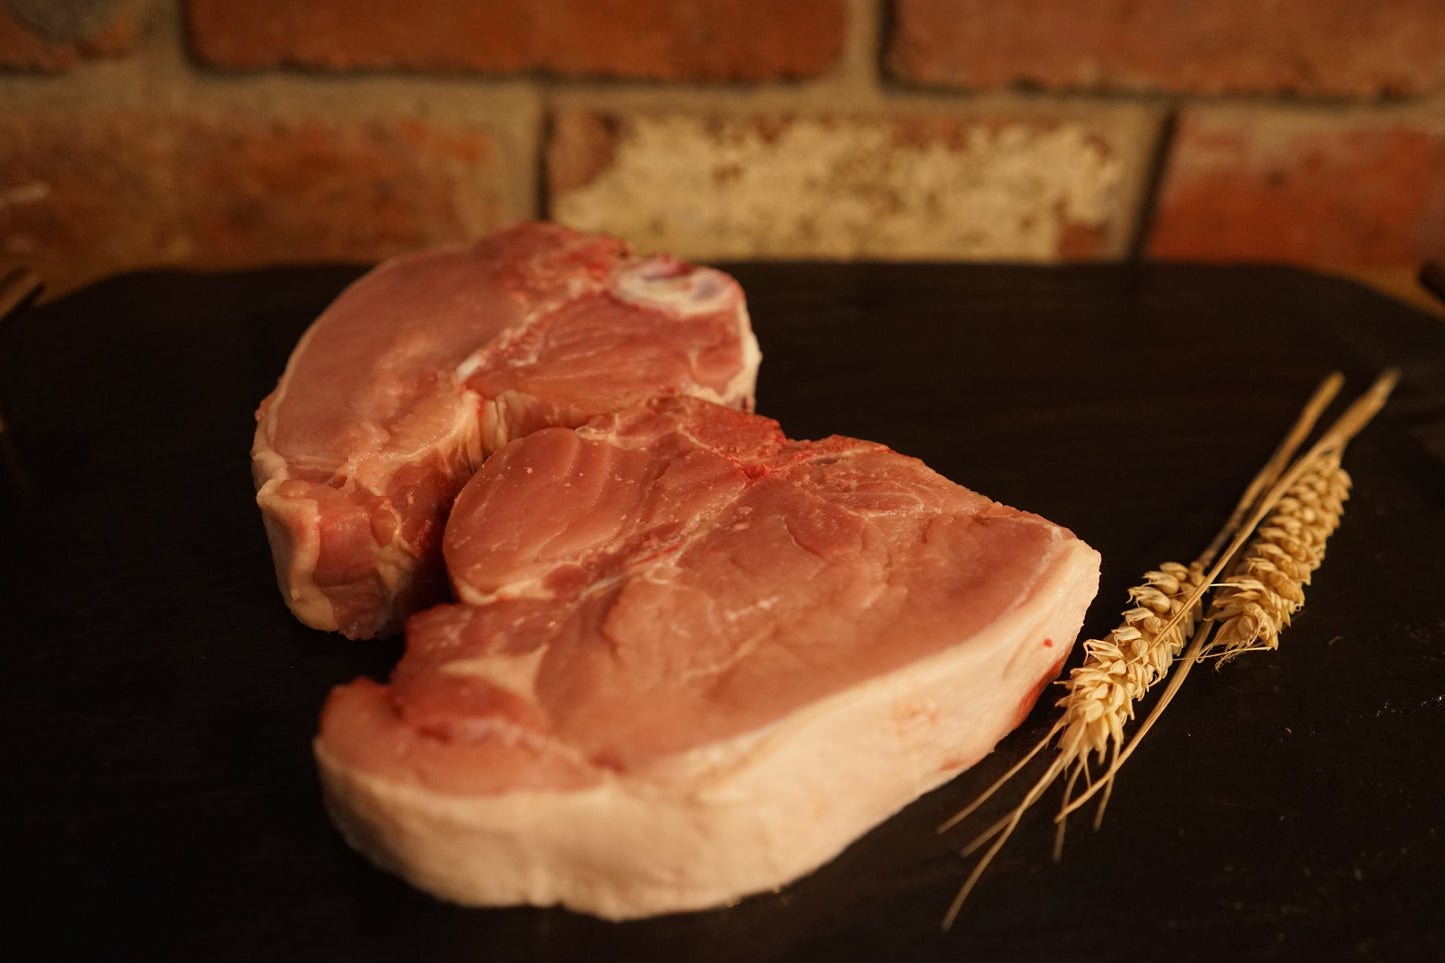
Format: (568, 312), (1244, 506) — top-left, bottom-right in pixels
(252, 223), (760, 639)
(315, 397), (1100, 919)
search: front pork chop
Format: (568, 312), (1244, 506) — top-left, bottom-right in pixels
(315, 397), (1101, 919)
(252, 223), (760, 639)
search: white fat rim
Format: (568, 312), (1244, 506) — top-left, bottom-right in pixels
(317, 539), (1099, 918)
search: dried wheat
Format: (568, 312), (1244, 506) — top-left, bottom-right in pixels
(1056, 372), (1393, 820)
(1053, 562), (1207, 826)
(937, 560), (1212, 928)
(1206, 451), (1351, 662)
(939, 370), (1396, 931)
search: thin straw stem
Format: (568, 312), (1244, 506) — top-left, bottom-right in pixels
(1058, 368), (1397, 818)
(1198, 372), (1343, 567)
(940, 369), (1399, 927)
(942, 757), (1066, 931)
(937, 722), (1060, 834)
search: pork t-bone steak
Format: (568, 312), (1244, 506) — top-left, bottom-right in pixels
(251, 222), (760, 639)
(315, 396), (1101, 919)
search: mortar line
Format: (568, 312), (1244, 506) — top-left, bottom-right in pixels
(1127, 103), (1180, 263)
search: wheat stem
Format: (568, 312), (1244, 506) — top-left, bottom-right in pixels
(1051, 370), (1353, 821)
(1199, 372), (1343, 566)
(941, 756), (1066, 931)
(1059, 369), (1396, 816)
(1051, 563), (1207, 821)
(1054, 619), (1216, 821)
(1206, 452), (1351, 662)
(936, 722), (1058, 834)
(938, 369), (1397, 926)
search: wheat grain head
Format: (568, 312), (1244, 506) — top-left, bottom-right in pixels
(1054, 562), (1208, 767)
(1206, 451), (1351, 662)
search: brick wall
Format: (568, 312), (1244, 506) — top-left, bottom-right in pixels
(3, 0), (1444, 299)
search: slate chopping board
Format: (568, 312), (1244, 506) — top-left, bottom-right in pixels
(2, 262), (1442, 962)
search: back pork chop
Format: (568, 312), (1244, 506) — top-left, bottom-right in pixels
(252, 223), (760, 639)
(315, 396), (1101, 919)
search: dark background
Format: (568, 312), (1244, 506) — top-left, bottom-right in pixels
(2, 262), (1442, 961)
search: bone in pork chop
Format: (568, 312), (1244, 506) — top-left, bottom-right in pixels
(315, 396), (1101, 919)
(251, 224), (760, 639)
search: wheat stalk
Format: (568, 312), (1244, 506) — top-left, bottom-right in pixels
(1051, 562), (1207, 835)
(936, 561), (1212, 930)
(1055, 371), (1394, 822)
(938, 369), (1397, 931)
(937, 378), (1336, 930)
(1205, 452), (1351, 662)
(1053, 372), (1395, 828)
(1041, 375), (1353, 837)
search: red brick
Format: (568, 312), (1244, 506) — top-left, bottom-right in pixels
(888, 0), (1445, 97)
(547, 110), (1139, 262)
(1147, 109), (1445, 266)
(0, 111), (511, 295)
(0, 0), (140, 71)
(186, 0), (845, 82)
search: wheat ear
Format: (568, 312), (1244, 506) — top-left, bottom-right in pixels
(939, 562), (1212, 930)
(1045, 373), (1347, 835)
(939, 377), (1328, 930)
(938, 370), (1395, 930)
(1206, 451), (1351, 662)
(1050, 563), (1206, 838)
(1058, 369), (1397, 820)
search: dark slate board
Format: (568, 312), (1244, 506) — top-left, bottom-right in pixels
(2, 261), (1442, 962)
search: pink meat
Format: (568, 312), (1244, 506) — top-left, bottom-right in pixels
(315, 397), (1101, 918)
(252, 223), (760, 639)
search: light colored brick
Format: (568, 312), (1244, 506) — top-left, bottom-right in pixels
(1148, 107), (1445, 266)
(0, 111), (511, 295)
(186, 0), (846, 82)
(547, 111), (1137, 262)
(888, 0), (1445, 97)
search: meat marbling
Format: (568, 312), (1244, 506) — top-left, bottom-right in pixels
(252, 223), (760, 639)
(315, 396), (1101, 919)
